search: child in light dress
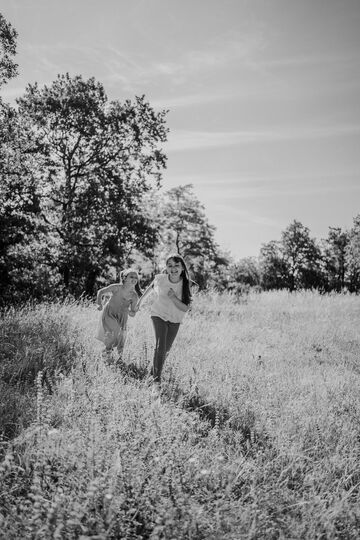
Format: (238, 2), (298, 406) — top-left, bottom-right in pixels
(96, 269), (141, 361)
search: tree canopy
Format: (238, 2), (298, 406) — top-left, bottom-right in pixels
(1, 74), (168, 301)
(346, 215), (360, 292)
(154, 184), (228, 288)
(0, 12), (18, 89)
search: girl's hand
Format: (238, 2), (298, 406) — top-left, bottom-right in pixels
(168, 288), (176, 300)
(97, 305), (103, 311)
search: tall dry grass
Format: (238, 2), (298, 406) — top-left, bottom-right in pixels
(1, 290), (360, 539)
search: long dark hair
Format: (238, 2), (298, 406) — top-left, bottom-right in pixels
(165, 253), (193, 306)
(120, 268), (143, 296)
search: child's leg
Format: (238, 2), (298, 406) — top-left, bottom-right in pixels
(102, 332), (116, 365)
(104, 332), (116, 352)
(115, 329), (127, 357)
(164, 321), (180, 357)
(151, 317), (169, 383)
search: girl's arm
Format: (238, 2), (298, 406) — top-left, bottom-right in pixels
(96, 284), (118, 307)
(129, 293), (139, 317)
(167, 288), (191, 312)
(136, 279), (155, 309)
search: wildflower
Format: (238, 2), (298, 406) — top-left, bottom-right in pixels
(48, 429), (59, 436)
(105, 494), (112, 500)
(188, 457), (196, 463)
(200, 469), (209, 475)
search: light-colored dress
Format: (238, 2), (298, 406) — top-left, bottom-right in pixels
(96, 287), (138, 349)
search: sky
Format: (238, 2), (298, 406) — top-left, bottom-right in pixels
(1, 0), (360, 259)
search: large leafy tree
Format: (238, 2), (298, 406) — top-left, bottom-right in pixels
(156, 184), (226, 288)
(259, 240), (289, 290)
(0, 12), (18, 89)
(281, 220), (323, 290)
(321, 227), (349, 291)
(346, 215), (360, 292)
(228, 257), (261, 289)
(160, 184), (217, 259)
(0, 16), (48, 303)
(15, 74), (168, 295)
(260, 221), (323, 291)
(0, 105), (52, 303)
(213, 256), (261, 295)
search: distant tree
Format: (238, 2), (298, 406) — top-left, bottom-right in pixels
(346, 215), (360, 292)
(321, 227), (349, 291)
(14, 74), (168, 296)
(227, 257), (261, 293)
(0, 12), (18, 89)
(157, 184), (226, 288)
(199, 249), (231, 292)
(281, 220), (323, 290)
(160, 185), (217, 258)
(259, 240), (289, 290)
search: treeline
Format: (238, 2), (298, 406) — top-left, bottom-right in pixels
(1, 13), (359, 304)
(222, 218), (360, 294)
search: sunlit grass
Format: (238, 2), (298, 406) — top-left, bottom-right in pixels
(1, 290), (360, 538)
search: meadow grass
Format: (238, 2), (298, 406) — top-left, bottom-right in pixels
(0, 290), (360, 539)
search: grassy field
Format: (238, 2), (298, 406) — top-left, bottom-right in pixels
(1, 291), (360, 539)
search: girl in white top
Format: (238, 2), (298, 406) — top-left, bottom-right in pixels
(138, 253), (193, 390)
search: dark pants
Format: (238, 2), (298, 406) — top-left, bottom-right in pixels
(151, 316), (180, 382)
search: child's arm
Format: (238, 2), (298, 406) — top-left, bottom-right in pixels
(136, 279), (155, 309)
(129, 293), (139, 317)
(167, 288), (191, 312)
(96, 284), (118, 309)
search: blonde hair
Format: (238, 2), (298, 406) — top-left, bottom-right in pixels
(120, 268), (142, 295)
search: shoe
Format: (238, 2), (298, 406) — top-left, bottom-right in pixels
(115, 357), (126, 370)
(151, 381), (161, 398)
(102, 350), (113, 365)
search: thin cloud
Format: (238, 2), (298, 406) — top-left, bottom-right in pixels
(174, 32), (263, 75)
(214, 182), (360, 201)
(210, 204), (282, 227)
(166, 124), (360, 152)
(11, 34), (266, 97)
(103, 30), (264, 88)
(165, 170), (360, 203)
(167, 170), (360, 186)
(253, 52), (360, 69)
(150, 89), (240, 109)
